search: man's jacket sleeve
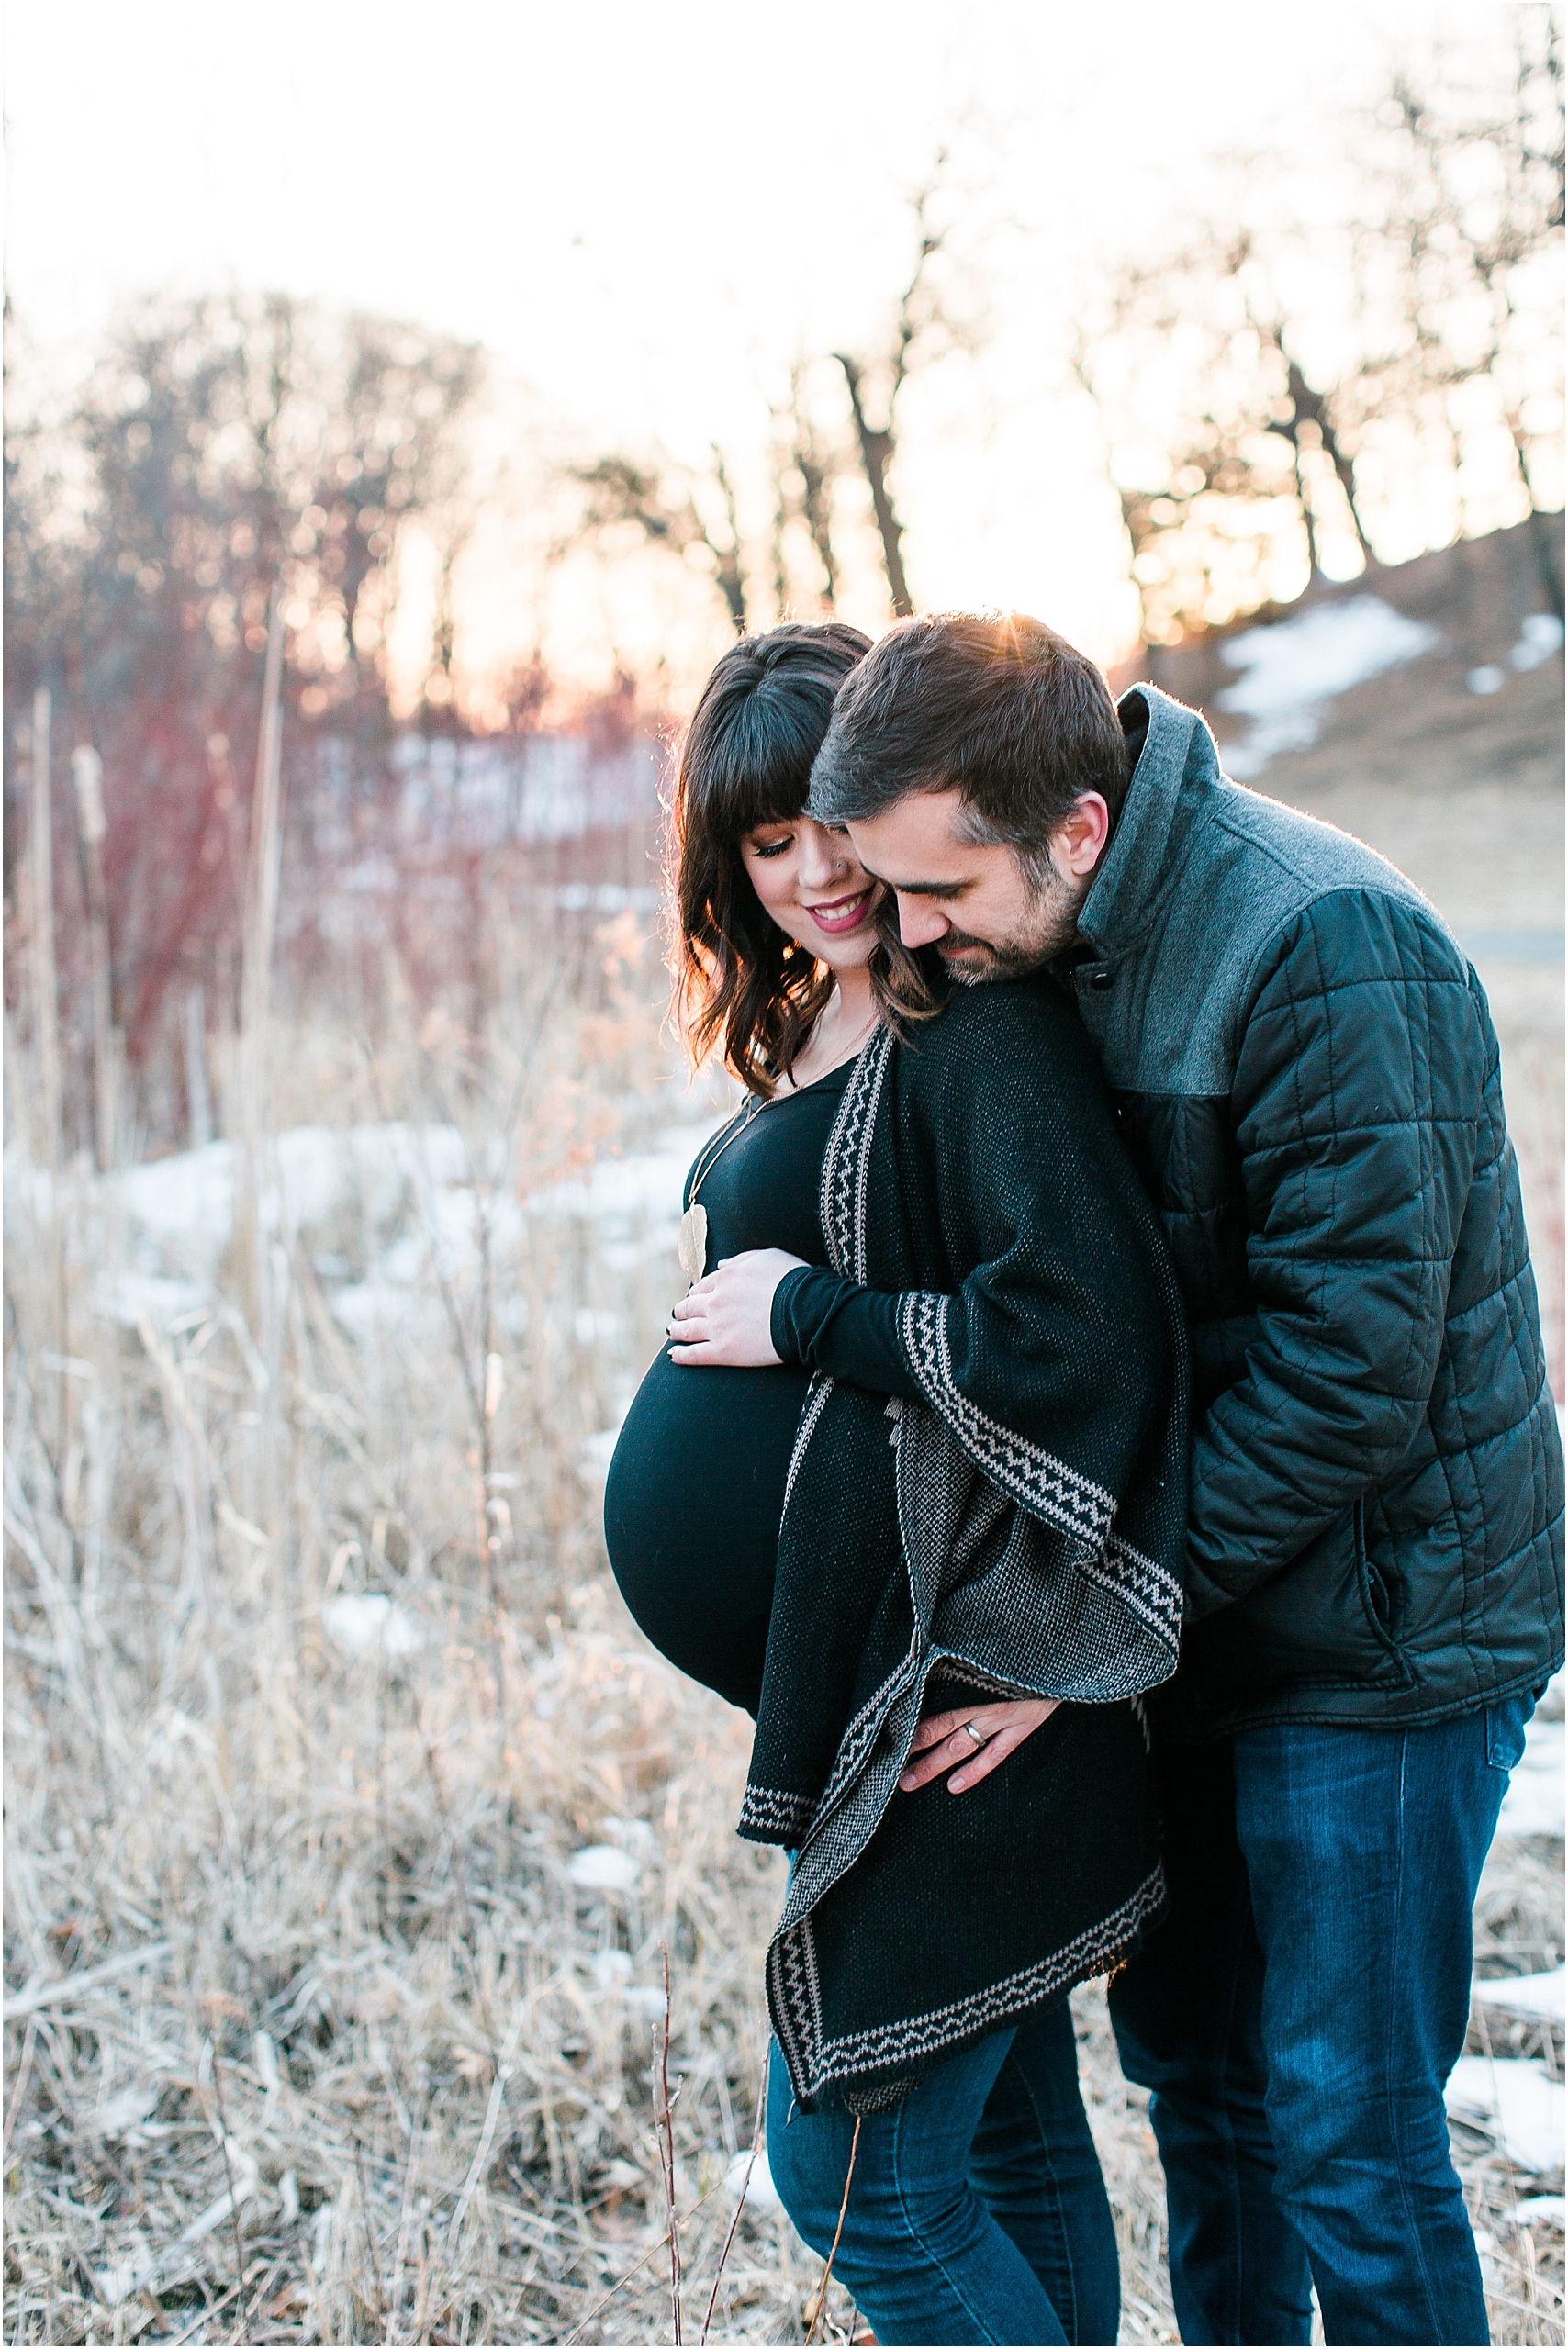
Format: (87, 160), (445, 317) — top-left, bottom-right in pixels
(1185, 887), (1488, 1619)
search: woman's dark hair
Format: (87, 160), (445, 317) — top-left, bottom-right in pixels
(672, 622), (942, 1096)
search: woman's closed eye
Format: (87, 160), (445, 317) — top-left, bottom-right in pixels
(748, 833), (794, 860)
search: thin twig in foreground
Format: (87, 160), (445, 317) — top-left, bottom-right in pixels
(659, 1946), (683, 2343)
(165, 2276), (243, 2348)
(2, 2013), (39, 2161)
(206, 2042), (248, 2327)
(356, 2136), (386, 2333)
(700, 2040), (770, 2346)
(804, 2114), (861, 2345)
(560, 2180), (724, 2346)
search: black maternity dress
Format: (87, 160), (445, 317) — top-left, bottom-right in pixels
(603, 1065), (911, 1716)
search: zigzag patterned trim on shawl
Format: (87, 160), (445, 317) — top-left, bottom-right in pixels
(777, 1863), (1166, 2097)
(924, 1655), (1036, 1702)
(1082, 1535), (1185, 1651)
(802, 1649), (921, 1830)
(820, 1026), (894, 1284)
(899, 1289), (1118, 1541)
(737, 1784), (817, 1841)
(767, 1908), (824, 2098)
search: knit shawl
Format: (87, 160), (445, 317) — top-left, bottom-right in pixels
(742, 980), (1189, 2112)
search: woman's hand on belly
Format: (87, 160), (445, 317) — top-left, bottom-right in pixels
(667, 1248), (807, 1368)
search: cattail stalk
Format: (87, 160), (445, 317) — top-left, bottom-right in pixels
(235, 602), (286, 1332)
(29, 687), (62, 1174)
(185, 985), (213, 1149)
(71, 744), (118, 1173)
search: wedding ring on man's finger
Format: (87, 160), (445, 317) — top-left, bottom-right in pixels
(961, 1721), (986, 1749)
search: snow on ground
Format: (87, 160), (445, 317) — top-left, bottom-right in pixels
(1466, 612), (1565, 697)
(1500, 1706), (1566, 1838)
(1473, 1970), (1567, 2024)
(1217, 596), (1442, 778)
(5, 1112), (723, 1343)
(1447, 2056), (1565, 2174)
(526, 1118), (725, 1230)
(1461, 1675), (1566, 2184)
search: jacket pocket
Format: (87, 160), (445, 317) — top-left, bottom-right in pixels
(1188, 1502), (1415, 1700)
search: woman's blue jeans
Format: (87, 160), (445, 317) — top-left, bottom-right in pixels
(767, 1995), (1120, 2346)
(1107, 1697), (1535, 2346)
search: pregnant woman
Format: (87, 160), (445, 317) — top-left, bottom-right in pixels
(604, 623), (1188, 2347)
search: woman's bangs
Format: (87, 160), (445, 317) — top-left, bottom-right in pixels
(712, 740), (808, 841)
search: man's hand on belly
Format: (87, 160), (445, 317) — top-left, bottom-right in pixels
(898, 1699), (1062, 1795)
(667, 1248), (807, 1368)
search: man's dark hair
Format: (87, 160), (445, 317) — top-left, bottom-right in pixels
(807, 612), (1130, 869)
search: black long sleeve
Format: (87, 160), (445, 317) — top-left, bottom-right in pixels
(770, 1266), (924, 1400)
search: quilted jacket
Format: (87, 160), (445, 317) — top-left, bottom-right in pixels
(1064, 684), (1563, 1734)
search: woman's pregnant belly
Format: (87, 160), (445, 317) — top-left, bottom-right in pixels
(603, 1349), (812, 1717)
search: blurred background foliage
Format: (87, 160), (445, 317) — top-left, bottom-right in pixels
(5, 20), (1562, 1160)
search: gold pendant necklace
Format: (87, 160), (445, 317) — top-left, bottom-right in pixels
(676, 1201), (709, 1285)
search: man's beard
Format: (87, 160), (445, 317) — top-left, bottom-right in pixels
(937, 874), (1085, 985)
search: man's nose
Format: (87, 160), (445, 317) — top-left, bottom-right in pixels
(898, 896), (949, 948)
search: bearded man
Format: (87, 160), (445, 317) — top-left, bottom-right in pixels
(807, 610), (1564, 2349)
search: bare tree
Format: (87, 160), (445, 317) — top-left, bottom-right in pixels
(574, 452), (750, 633)
(1363, 19), (1565, 612)
(1069, 259), (1331, 646)
(4, 292), (483, 1137)
(769, 364), (843, 612)
(832, 158), (980, 618)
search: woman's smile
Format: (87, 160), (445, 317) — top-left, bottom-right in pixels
(742, 815), (885, 971)
(803, 885), (874, 935)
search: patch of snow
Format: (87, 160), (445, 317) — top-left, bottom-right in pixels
(1473, 1970), (1566, 2023)
(330, 1278), (422, 1339)
(575, 1307), (625, 1345)
(1467, 666), (1506, 697)
(93, 2084), (162, 2140)
(600, 1816), (659, 1860)
(566, 1845), (640, 1893)
(556, 882), (661, 913)
(1217, 596), (1442, 777)
(725, 2147), (782, 2213)
(118, 1140), (234, 1258)
(1511, 613), (1564, 671)
(590, 1950), (633, 1988)
(579, 1424), (626, 1483)
(321, 1594), (423, 1660)
(94, 1271), (209, 1331)
(1446, 2056), (1565, 2174)
(1508, 2194), (1565, 2226)
(528, 1118), (724, 1227)
(1499, 1711), (1565, 1839)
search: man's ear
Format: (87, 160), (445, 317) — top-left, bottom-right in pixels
(1055, 792), (1110, 878)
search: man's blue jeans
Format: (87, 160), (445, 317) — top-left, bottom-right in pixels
(767, 1995), (1120, 2345)
(1107, 1699), (1534, 2346)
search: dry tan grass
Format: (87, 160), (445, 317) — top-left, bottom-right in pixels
(4, 904), (1562, 2345)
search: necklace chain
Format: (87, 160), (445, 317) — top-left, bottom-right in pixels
(686, 1097), (766, 1208)
(685, 1001), (880, 1210)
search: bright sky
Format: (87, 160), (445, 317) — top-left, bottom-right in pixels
(5, 0), (1528, 693)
